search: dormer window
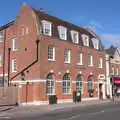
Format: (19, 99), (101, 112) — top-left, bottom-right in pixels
(0, 31), (4, 41)
(58, 26), (67, 40)
(41, 20), (52, 36)
(82, 34), (89, 47)
(92, 38), (99, 49)
(71, 30), (79, 44)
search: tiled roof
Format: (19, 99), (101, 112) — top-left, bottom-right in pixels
(0, 21), (14, 31)
(33, 9), (104, 51)
(106, 45), (117, 56)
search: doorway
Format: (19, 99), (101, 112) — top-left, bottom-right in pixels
(99, 83), (103, 100)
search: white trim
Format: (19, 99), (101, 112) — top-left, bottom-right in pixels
(57, 99), (73, 104)
(20, 101), (49, 106)
(11, 79), (47, 83)
(0, 73), (8, 77)
(82, 97), (99, 101)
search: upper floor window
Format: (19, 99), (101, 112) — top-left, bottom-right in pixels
(41, 20), (52, 36)
(48, 46), (55, 61)
(92, 38), (99, 49)
(71, 30), (79, 44)
(98, 57), (103, 68)
(0, 31), (4, 41)
(12, 59), (17, 72)
(116, 68), (119, 75)
(64, 49), (71, 63)
(77, 53), (83, 65)
(0, 55), (2, 67)
(88, 55), (93, 66)
(82, 34), (89, 47)
(112, 67), (114, 75)
(12, 38), (18, 51)
(58, 26), (67, 40)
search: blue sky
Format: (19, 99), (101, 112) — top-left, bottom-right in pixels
(0, 0), (120, 48)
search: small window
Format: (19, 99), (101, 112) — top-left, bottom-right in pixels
(82, 34), (89, 47)
(88, 79), (93, 90)
(0, 31), (4, 41)
(21, 28), (25, 36)
(12, 59), (17, 72)
(26, 27), (29, 34)
(98, 57), (103, 68)
(12, 38), (18, 51)
(92, 38), (99, 49)
(88, 55), (93, 66)
(48, 46), (55, 61)
(116, 68), (119, 75)
(112, 67), (114, 75)
(58, 26), (67, 40)
(64, 49), (71, 63)
(71, 30), (79, 44)
(0, 55), (2, 67)
(41, 20), (52, 36)
(77, 53), (83, 65)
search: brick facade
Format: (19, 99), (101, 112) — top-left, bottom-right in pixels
(0, 4), (107, 105)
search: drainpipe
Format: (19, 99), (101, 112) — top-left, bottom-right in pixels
(10, 39), (40, 81)
(8, 48), (11, 86)
(2, 29), (6, 87)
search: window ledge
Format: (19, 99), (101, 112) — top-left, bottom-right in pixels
(77, 63), (84, 66)
(12, 49), (18, 52)
(12, 71), (17, 73)
(48, 59), (56, 62)
(63, 92), (72, 95)
(64, 62), (71, 64)
(88, 65), (93, 67)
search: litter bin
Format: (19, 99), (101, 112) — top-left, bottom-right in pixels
(49, 95), (57, 104)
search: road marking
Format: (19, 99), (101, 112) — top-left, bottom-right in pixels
(59, 108), (120, 120)
(0, 116), (11, 119)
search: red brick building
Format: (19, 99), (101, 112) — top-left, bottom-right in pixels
(0, 4), (106, 105)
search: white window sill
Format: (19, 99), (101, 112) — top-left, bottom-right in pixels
(98, 67), (103, 69)
(47, 93), (56, 96)
(12, 71), (17, 73)
(12, 49), (18, 52)
(77, 63), (84, 65)
(63, 92), (72, 95)
(64, 62), (71, 64)
(88, 65), (93, 67)
(48, 59), (56, 62)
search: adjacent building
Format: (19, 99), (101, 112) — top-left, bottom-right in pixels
(106, 45), (120, 98)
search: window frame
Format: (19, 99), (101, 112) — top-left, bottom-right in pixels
(98, 57), (103, 68)
(77, 53), (83, 65)
(58, 26), (67, 40)
(41, 20), (52, 36)
(12, 38), (18, 51)
(64, 49), (71, 64)
(0, 31), (4, 41)
(12, 59), (17, 73)
(48, 46), (55, 61)
(82, 34), (89, 47)
(46, 74), (55, 95)
(71, 30), (79, 44)
(92, 38), (99, 49)
(88, 55), (93, 66)
(62, 73), (71, 94)
(0, 55), (2, 67)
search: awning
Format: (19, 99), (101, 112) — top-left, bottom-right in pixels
(114, 78), (120, 84)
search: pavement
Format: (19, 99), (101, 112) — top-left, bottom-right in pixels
(0, 99), (119, 120)
(0, 99), (112, 117)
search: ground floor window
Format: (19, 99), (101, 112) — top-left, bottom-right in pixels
(76, 74), (83, 93)
(46, 73), (54, 95)
(63, 73), (71, 94)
